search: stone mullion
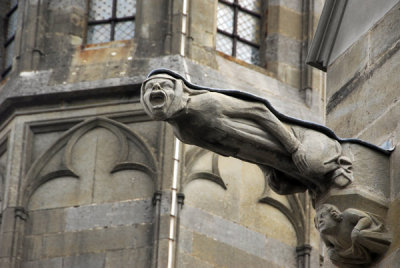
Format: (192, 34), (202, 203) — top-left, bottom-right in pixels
(0, 122), (31, 268)
(111, 0), (117, 41)
(232, 0), (239, 57)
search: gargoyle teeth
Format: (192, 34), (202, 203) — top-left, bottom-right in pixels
(150, 90), (167, 108)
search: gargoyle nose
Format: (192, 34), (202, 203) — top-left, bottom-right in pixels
(153, 83), (161, 90)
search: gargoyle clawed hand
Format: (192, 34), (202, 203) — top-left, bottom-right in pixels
(292, 144), (309, 174)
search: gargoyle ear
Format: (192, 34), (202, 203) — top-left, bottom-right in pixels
(140, 83), (152, 116)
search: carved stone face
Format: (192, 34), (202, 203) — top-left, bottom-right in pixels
(315, 206), (339, 234)
(141, 75), (183, 120)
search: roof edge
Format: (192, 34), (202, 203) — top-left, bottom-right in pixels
(306, 0), (348, 71)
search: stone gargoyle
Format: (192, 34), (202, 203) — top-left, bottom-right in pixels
(140, 69), (389, 198)
(315, 204), (391, 267)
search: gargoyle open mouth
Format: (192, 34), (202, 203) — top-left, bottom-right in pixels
(150, 90), (167, 108)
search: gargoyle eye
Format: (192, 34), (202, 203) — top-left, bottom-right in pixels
(163, 81), (174, 88)
(145, 82), (154, 89)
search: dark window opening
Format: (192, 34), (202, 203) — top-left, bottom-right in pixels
(216, 0), (262, 66)
(2, 0), (18, 79)
(86, 0), (136, 44)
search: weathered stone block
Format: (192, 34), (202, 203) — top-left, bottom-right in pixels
(180, 206), (267, 259)
(369, 2), (400, 63)
(386, 198), (400, 255)
(28, 176), (90, 211)
(192, 233), (284, 268)
(269, 0), (302, 12)
(21, 257), (62, 268)
(178, 226), (193, 254)
(268, 6), (302, 40)
(23, 235), (43, 261)
(0, 232), (14, 257)
(157, 214), (171, 240)
(327, 48), (400, 138)
(177, 252), (214, 268)
(268, 61), (301, 88)
(94, 171), (154, 204)
(0, 258), (11, 268)
(0, 208), (16, 233)
(63, 253), (105, 268)
(65, 199), (154, 231)
(266, 34), (302, 67)
(183, 156), (241, 222)
(26, 208), (65, 235)
(41, 224), (152, 258)
(189, 0), (216, 48)
(327, 34), (368, 100)
(105, 247), (152, 268)
(41, 232), (80, 258)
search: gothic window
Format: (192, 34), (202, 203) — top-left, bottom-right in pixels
(86, 0), (136, 44)
(216, 0), (262, 66)
(1, 0), (18, 78)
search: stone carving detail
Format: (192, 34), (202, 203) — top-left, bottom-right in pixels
(183, 147), (226, 190)
(141, 69), (393, 265)
(315, 204), (391, 267)
(23, 117), (157, 207)
(140, 69), (372, 197)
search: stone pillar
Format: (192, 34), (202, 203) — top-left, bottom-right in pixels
(296, 244), (312, 268)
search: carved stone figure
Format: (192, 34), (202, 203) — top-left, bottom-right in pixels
(140, 69), (390, 197)
(315, 204), (391, 267)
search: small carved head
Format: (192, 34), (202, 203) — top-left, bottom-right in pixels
(141, 73), (187, 120)
(314, 204), (343, 234)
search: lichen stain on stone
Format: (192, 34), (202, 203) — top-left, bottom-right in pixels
(73, 40), (134, 65)
(65, 40), (136, 83)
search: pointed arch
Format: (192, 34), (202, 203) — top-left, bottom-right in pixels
(182, 147), (226, 190)
(22, 117), (158, 207)
(258, 167), (307, 246)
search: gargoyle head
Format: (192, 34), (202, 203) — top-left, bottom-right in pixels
(141, 73), (188, 121)
(314, 204), (343, 234)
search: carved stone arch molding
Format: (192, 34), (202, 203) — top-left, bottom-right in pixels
(258, 167), (308, 247)
(21, 117), (158, 207)
(182, 146), (226, 190)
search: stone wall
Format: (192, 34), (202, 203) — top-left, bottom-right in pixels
(325, 2), (400, 267)
(0, 0), (325, 267)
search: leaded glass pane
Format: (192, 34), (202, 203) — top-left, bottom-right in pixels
(7, 9), (18, 39)
(115, 21), (135, 41)
(239, 0), (261, 13)
(236, 41), (259, 65)
(217, 3), (234, 33)
(5, 42), (15, 68)
(216, 33), (233, 56)
(87, 24), (111, 44)
(89, 0), (112, 20)
(238, 11), (260, 44)
(116, 0), (136, 18)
